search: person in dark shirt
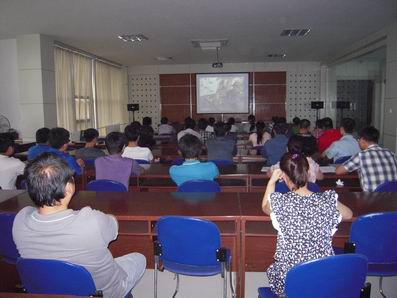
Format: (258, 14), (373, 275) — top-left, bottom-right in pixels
(75, 128), (106, 161)
(206, 122), (237, 162)
(297, 119), (317, 157)
(261, 122), (289, 166)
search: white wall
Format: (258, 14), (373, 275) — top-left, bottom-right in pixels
(0, 39), (22, 133)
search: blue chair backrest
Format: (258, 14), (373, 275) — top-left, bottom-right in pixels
(350, 212), (397, 263)
(171, 157), (185, 165)
(86, 179), (127, 192)
(157, 216), (221, 266)
(178, 180), (221, 192)
(134, 159), (150, 164)
(374, 181), (397, 192)
(0, 212), (19, 264)
(275, 181), (320, 193)
(285, 254), (367, 298)
(83, 159), (96, 166)
(334, 156), (351, 164)
(16, 258), (97, 295)
(208, 160), (233, 166)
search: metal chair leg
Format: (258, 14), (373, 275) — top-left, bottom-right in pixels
(223, 262), (227, 298)
(154, 255), (159, 298)
(227, 261), (236, 298)
(379, 277), (386, 298)
(172, 274), (179, 298)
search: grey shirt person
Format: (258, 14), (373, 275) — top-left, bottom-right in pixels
(75, 147), (106, 160)
(206, 136), (237, 162)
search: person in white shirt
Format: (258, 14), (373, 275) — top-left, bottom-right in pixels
(205, 117), (215, 133)
(227, 117), (238, 133)
(122, 124), (154, 162)
(177, 117), (201, 141)
(158, 117), (176, 135)
(0, 137), (25, 189)
(323, 118), (360, 162)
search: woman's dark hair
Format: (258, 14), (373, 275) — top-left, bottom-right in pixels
(124, 124), (140, 142)
(138, 125), (155, 148)
(214, 121), (227, 137)
(83, 128), (99, 142)
(49, 127), (70, 149)
(25, 153), (74, 207)
(292, 117), (300, 126)
(178, 134), (202, 159)
(280, 152), (309, 190)
(341, 118), (355, 134)
(359, 126), (379, 143)
(184, 117), (196, 129)
(208, 117), (215, 126)
(227, 117), (235, 125)
(35, 127), (50, 144)
(287, 135), (304, 154)
(198, 118), (208, 131)
(142, 117), (152, 126)
(256, 121), (265, 145)
(105, 132), (125, 154)
(0, 137), (14, 154)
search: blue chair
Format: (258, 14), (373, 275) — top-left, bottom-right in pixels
(154, 216), (234, 298)
(208, 160), (234, 166)
(334, 156), (352, 164)
(171, 157), (185, 165)
(83, 159), (96, 166)
(258, 254), (368, 298)
(86, 179), (127, 192)
(134, 159), (150, 164)
(0, 212), (19, 264)
(275, 181), (320, 193)
(16, 258), (102, 296)
(178, 180), (221, 192)
(374, 181), (397, 192)
(349, 212), (397, 297)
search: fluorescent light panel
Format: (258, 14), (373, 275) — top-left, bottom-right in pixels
(280, 29), (310, 37)
(118, 34), (148, 43)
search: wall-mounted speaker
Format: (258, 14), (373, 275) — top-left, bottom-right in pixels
(127, 104), (139, 112)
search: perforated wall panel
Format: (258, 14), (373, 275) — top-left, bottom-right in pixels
(287, 71), (320, 126)
(129, 74), (160, 128)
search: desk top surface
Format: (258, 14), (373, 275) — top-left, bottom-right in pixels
(1, 190), (396, 221)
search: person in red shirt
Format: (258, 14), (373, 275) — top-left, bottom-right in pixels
(317, 117), (342, 154)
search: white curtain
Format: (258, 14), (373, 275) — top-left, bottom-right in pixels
(95, 61), (127, 131)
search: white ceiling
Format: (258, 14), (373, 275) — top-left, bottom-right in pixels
(0, 0), (396, 66)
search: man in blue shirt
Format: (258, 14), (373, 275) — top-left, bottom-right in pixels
(261, 122), (289, 166)
(28, 127), (50, 160)
(170, 134), (219, 186)
(45, 127), (84, 175)
(323, 118), (360, 162)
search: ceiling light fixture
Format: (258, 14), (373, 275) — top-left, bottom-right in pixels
(191, 39), (229, 50)
(118, 34), (148, 43)
(280, 29), (310, 37)
(267, 53), (287, 58)
(155, 56), (173, 61)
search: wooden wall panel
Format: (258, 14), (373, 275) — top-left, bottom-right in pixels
(254, 72), (286, 84)
(255, 85), (286, 103)
(255, 103), (286, 122)
(161, 105), (191, 123)
(160, 87), (190, 104)
(160, 74), (191, 86)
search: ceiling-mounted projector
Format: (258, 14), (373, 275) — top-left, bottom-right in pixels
(212, 62), (223, 68)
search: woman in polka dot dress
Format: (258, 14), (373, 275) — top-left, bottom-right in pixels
(262, 152), (353, 296)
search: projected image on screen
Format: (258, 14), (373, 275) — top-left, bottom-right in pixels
(196, 73), (249, 114)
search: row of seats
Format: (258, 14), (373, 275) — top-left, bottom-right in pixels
(1, 213), (397, 297)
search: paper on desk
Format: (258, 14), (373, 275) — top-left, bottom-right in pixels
(320, 166), (337, 173)
(261, 166), (270, 172)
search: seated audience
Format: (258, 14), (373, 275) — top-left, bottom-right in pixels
(313, 118), (324, 139)
(336, 126), (397, 191)
(248, 121), (271, 147)
(205, 117), (216, 133)
(323, 118), (360, 162)
(46, 127), (83, 175)
(297, 119), (317, 157)
(291, 116), (301, 135)
(170, 134), (219, 186)
(142, 116), (154, 134)
(262, 153), (352, 296)
(158, 117), (176, 135)
(177, 117), (201, 141)
(75, 128), (106, 160)
(197, 118), (214, 145)
(28, 127), (50, 160)
(122, 124), (154, 162)
(261, 122), (289, 166)
(12, 153), (146, 298)
(138, 125), (156, 149)
(318, 117), (342, 154)
(227, 117), (237, 133)
(267, 135), (323, 182)
(206, 121), (237, 162)
(0, 137), (25, 189)
(248, 114), (256, 133)
(96, 132), (141, 190)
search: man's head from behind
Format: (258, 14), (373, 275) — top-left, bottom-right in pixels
(25, 153), (74, 208)
(184, 117), (196, 130)
(49, 127), (70, 151)
(124, 124), (140, 142)
(83, 128), (99, 143)
(299, 119), (311, 133)
(105, 132), (126, 155)
(341, 118), (355, 135)
(214, 121), (227, 137)
(35, 127), (50, 144)
(358, 126), (379, 150)
(0, 137), (14, 156)
(178, 134), (202, 159)
(322, 117), (333, 130)
(273, 122), (288, 136)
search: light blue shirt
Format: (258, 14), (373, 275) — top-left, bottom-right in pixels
(169, 160), (219, 186)
(325, 134), (360, 161)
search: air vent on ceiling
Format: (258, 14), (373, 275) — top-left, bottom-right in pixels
(280, 29), (310, 37)
(191, 39), (229, 50)
(118, 34), (148, 43)
(267, 53), (286, 58)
